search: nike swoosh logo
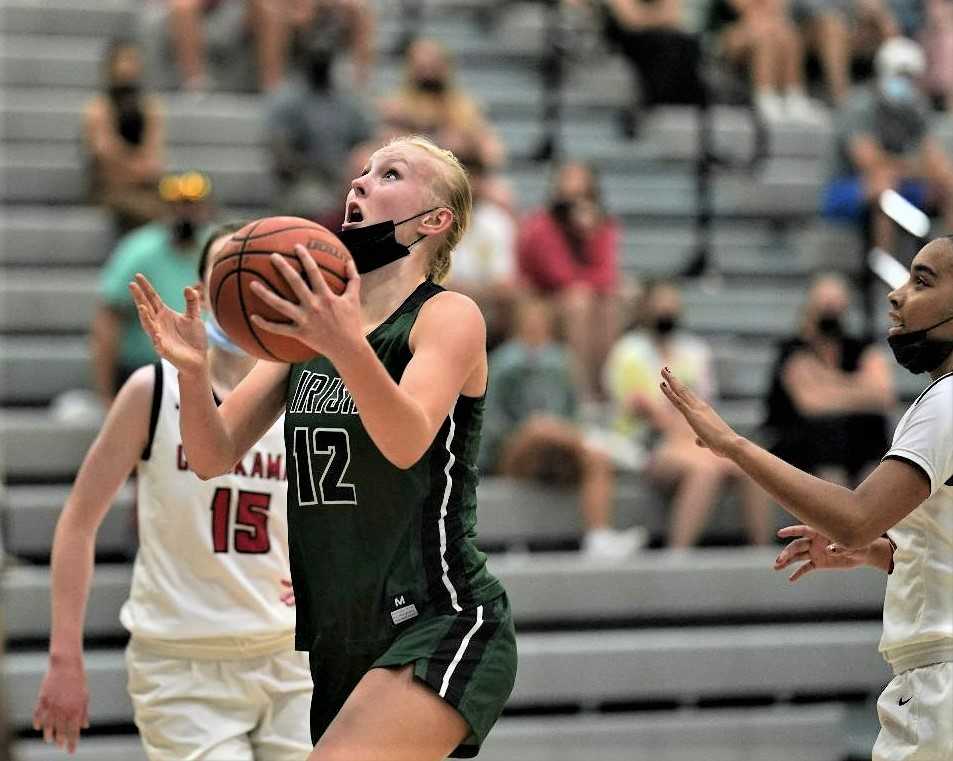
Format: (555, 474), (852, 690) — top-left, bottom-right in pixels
(898, 696), (913, 706)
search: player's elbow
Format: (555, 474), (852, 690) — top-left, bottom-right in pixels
(829, 515), (881, 551)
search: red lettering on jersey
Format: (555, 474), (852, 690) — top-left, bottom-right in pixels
(267, 454), (282, 480)
(177, 445), (189, 471)
(233, 459), (247, 477)
(250, 452), (264, 479)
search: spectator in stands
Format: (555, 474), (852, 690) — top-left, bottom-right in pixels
(517, 161), (620, 402)
(790, 1), (852, 106)
(821, 38), (953, 253)
(265, 38), (374, 222)
(84, 39), (166, 236)
(481, 297), (647, 559)
(605, 281), (773, 548)
(705, 0), (823, 123)
(380, 38), (505, 172)
(598, 0), (706, 136)
(441, 129), (518, 351)
(763, 274), (895, 485)
(91, 171), (214, 406)
(923, 0), (953, 111)
(148, 0), (287, 92)
(286, 0), (376, 90)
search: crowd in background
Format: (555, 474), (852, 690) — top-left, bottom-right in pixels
(80, 0), (948, 556)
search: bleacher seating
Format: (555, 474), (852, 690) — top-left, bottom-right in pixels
(3, 1), (928, 758)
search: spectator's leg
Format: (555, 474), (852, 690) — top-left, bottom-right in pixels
(736, 471), (773, 546)
(247, 0), (288, 91)
(920, 139), (953, 232)
(776, 17), (807, 94)
(579, 446), (615, 533)
(168, 0), (208, 90)
(559, 286), (597, 401)
(810, 10), (850, 105)
(650, 443), (725, 549)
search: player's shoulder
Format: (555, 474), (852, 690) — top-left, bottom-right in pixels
(912, 372), (953, 409)
(412, 289), (486, 347)
(112, 363), (159, 418)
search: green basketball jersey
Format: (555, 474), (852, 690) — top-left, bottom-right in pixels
(284, 280), (505, 652)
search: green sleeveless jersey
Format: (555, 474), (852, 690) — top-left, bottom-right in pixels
(284, 280), (505, 651)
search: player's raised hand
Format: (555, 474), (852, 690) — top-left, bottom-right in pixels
(249, 246), (364, 362)
(130, 274), (208, 375)
(659, 367), (740, 457)
(33, 657), (90, 753)
(774, 524), (868, 582)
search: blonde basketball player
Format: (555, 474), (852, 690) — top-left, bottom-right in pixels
(130, 135), (517, 761)
(33, 223), (313, 761)
(660, 235), (953, 761)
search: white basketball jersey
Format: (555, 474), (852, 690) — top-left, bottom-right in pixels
(120, 360), (295, 640)
(880, 372), (953, 670)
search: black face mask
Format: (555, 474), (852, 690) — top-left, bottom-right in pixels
(337, 208), (440, 275)
(653, 315), (678, 336)
(816, 312), (844, 340)
(172, 216), (197, 246)
(305, 51), (333, 91)
(550, 199), (574, 224)
(109, 82), (145, 145)
(108, 82), (140, 103)
(888, 313), (953, 375)
(414, 77), (447, 95)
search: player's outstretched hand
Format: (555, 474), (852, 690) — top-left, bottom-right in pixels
(130, 274), (208, 375)
(33, 658), (90, 753)
(249, 246), (364, 363)
(659, 367), (739, 457)
(773, 525), (868, 582)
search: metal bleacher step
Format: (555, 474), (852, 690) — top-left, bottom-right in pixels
(5, 622), (890, 728)
(3, 550), (886, 641)
(14, 704), (852, 761)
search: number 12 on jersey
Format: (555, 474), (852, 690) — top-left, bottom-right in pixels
(292, 427), (358, 506)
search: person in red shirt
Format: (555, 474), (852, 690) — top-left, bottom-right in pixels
(517, 161), (620, 401)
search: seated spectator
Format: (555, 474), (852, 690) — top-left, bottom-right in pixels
(265, 38), (374, 221)
(822, 38), (953, 253)
(441, 129), (518, 351)
(598, 0), (705, 135)
(287, 0), (376, 90)
(481, 298), (647, 559)
(922, 0), (953, 111)
(380, 38), (505, 171)
(141, 0), (287, 92)
(790, 0), (852, 106)
(84, 39), (165, 236)
(91, 171), (214, 405)
(604, 281), (773, 548)
(762, 274), (895, 485)
(517, 161), (620, 402)
(705, 0), (823, 122)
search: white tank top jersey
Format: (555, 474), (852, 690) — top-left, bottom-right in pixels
(120, 360), (295, 641)
(880, 372), (953, 673)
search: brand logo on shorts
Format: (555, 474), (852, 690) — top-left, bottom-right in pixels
(898, 696), (913, 706)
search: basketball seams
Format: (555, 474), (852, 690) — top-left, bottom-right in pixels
(214, 250), (348, 288)
(229, 223), (328, 242)
(234, 220), (282, 362)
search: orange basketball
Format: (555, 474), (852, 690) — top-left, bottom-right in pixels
(208, 217), (350, 363)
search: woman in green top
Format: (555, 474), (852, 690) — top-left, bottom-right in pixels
(130, 135), (517, 760)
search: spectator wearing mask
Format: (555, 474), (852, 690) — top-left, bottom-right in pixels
(287, 0), (376, 90)
(91, 171), (214, 405)
(482, 298), (647, 559)
(605, 281), (773, 548)
(265, 39), (374, 222)
(441, 128), (518, 351)
(84, 39), (165, 236)
(380, 38), (505, 172)
(763, 274), (895, 485)
(517, 161), (620, 402)
(822, 37), (953, 253)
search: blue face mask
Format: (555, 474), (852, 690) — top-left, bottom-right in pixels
(204, 315), (245, 356)
(882, 75), (916, 105)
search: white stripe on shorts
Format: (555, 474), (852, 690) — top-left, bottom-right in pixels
(439, 604), (485, 698)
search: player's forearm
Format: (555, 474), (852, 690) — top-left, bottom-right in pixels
(333, 339), (433, 469)
(178, 366), (242, 478)
(865, 537), (895, 574)
(48, 513), (96, 660)
(728, 437), (880, 549)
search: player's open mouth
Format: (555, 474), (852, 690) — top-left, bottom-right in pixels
(343, 202), (365, 228)
(888, 313), (905, 335)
